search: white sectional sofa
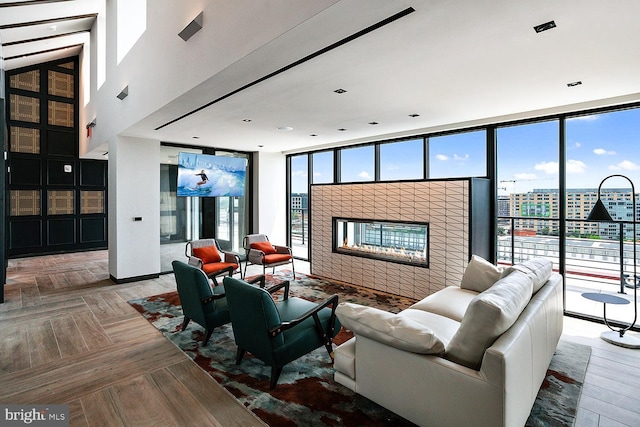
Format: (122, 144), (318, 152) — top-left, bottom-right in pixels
(333, 256), (563, 427)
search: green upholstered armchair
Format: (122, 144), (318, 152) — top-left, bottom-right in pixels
(172, 260), (231, 346)
(223, 276), (340, 389)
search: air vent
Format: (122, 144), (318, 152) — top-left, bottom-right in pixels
(534, 20), (556, 33)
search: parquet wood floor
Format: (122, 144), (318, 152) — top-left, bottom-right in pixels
(0, 250), (264, 426)
(2, 250), (640, 426)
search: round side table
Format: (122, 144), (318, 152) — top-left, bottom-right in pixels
(582, 292), (640, 349)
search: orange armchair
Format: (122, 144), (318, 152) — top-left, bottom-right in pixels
(186, 238), (242, 284)
(243, 234), (295, 278)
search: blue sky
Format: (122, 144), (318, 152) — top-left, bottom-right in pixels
(291, 108), (640, 194)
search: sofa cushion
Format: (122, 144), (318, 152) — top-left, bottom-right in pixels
(460, 255), (506, 293)
(503, 257), (553, 294)
(409, 286), (479, 322)
(397, 309), (461, 345)
(445, 270), (533, 370)
(336, 303), (446, 354)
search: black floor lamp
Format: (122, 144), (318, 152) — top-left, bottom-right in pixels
(586, 174), (640, 348)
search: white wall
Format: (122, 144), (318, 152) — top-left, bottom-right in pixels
(83, 0), (338, 156)
(254, 151), (287, 243)
(108, 136), (160, 280)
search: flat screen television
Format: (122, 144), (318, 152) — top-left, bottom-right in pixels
(177, 152), (246, 197)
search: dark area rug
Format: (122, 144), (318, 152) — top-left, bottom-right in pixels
(128, 271), (590, 427)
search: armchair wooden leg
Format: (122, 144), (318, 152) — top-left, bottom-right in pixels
(181, 316), (191, 331)
(235, 347), (246, 365)
(203, 329), (214, 346)
(324, 339), (334, 358)
(270, 366), (283, 390)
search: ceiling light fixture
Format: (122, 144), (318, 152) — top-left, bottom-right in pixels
(408, 113), (420, 118)
(48, 25), (57, 31)
(192, 136), (200, 139)
(242, 119), (252, 122)
(277, 126), (293, 131)
(310, 134), (318, 137)
(334, 89), (347, 94)
(258, 145), (264, 148)
(533, 20), (556, 33)
(368, 122), (379, 125)
(567, 81), (582, 87)
(338, 128), (347, 131)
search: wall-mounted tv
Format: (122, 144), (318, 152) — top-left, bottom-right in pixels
(177, 152), (247, 197)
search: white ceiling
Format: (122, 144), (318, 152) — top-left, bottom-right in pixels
(2, 0), (640, 155)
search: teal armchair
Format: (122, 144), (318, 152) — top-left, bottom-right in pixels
(223, 276), (341, 389)
(172, 260), (231, 346)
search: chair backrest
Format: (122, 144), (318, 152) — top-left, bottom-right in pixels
(172, 260), (219, 327)
(186, 238), (221, 257)
(223, 276), (284, 361)
(243, 234), (268, 251)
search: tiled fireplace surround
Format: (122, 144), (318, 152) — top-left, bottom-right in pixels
(310, 178), (490, 300)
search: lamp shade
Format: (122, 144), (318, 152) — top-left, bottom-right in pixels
(586, 199), (614, 221)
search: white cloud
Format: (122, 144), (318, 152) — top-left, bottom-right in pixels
(358, 171), (371, 179)
(534, 161), (559, 174)
(566, 159), (587, 174)
(292, 170), (307, 177)
(569, 114), (600, 121)
(386, 165), (399, 171)
(453, 154), (469, 161)
(575, 142), (581, 148)
(609, 160), (640, 171)
(514, 173), (537, 180)
(436, 154), (448, 161)
(593, 148), (616, 155)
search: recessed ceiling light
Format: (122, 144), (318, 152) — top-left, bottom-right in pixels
(534, 20), (556, 33)
(337, 128), (347, 131)
(277, 126), (293, 131)
(310, 134), (318, 137)
(192, 136), (200, 139)
(258, 145), (264, 148)
(408, 113), (420, 118)
(368, 121), (379, 125)
(48, 25), (57, 31)
(334, 88), (347, 94)
(567, 81), (582, 87)
(242, 119), (252, 122)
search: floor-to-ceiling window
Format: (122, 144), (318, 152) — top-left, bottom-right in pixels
(564, 108), (640, 324)
(289, 154), (309, 259)
(496, 120), (560, 269)
(159, 145), (250, 273)
(428, 130), (486, 178)
(285, 102), (640, 329)
(379, 138), (423, 180)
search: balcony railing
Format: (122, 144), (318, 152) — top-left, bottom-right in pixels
(498, 215), (639, 325)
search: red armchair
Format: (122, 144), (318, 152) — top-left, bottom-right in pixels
(243, 234), (295, 278)
(185, 239), (242, 284)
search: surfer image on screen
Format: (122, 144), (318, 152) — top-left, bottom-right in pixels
(195, 170), (209, 188)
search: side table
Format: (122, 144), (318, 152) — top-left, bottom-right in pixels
(582, 292), (640, 349)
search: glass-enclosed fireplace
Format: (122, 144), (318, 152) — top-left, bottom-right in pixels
(333, 217), (429, 267)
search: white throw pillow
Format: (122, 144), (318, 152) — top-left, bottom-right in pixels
(445, 270), (533, 370)
(502, 257), (553, 294)
(460, 255), (505, 293)
(336, 303), (446, 354)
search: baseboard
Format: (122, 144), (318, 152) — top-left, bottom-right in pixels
(110, 273), (160, 284)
